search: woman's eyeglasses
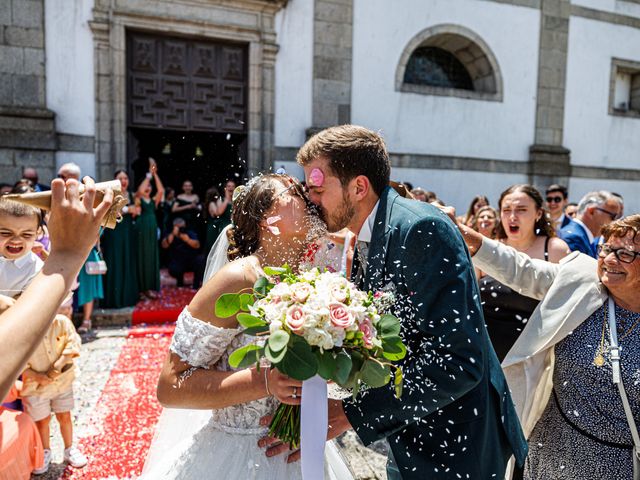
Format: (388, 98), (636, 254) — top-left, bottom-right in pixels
(597, 244), (640, 264)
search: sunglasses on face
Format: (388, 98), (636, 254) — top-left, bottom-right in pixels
(598, 244), (640, 264)
(546, 196), (563, 203)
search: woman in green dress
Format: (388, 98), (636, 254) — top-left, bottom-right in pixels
(205, 180), (234, 255)
(135, 158), (164, 299)
(101, 170), (140, 308)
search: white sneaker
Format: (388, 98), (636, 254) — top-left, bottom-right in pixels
(33, 448), (51, 475)
(63, 445), (88, 468)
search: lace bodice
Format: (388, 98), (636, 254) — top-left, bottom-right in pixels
(170, 307), (278, 433)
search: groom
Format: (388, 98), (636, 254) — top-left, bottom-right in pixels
(270, 125), (527, 478)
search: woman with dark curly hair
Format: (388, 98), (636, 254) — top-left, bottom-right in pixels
(145, 174), (350, 479)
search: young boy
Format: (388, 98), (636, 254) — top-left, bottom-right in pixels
(0, 199), (43, 310)
(0, 198), (87, 473)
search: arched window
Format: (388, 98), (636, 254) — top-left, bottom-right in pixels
(396, 25), (503, 101)
(404, 47), (474, 90)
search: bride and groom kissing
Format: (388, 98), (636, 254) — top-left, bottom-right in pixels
(141, 125), (527, 479)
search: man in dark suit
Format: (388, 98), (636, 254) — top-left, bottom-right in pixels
(559, 190), (622, 258)
(290, 125), (526, 478)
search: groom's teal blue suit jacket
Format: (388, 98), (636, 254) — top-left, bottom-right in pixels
(343, 187), (527, 479)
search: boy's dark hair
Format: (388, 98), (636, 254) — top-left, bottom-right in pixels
(545, 184), (568, 199)
(296, 125), (391, 197)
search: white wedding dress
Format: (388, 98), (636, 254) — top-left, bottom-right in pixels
(140, 226), (355, 479)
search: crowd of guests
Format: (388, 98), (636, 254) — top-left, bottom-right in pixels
(1, 146), (638, 478)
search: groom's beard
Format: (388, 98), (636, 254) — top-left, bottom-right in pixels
(324, 193), (355, 233)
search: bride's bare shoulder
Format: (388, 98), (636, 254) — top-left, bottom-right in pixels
(188, 256), (260, 324)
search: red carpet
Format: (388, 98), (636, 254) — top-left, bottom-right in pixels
(131, 287), (196, 325)
(62, 327), (173, 479)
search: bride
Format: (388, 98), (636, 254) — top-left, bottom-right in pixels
(141, 174), (353, 479)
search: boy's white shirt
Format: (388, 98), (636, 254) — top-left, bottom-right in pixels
(0, 251), (44, 297)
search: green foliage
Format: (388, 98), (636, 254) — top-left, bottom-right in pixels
(253, 277), (270, 296)
(381, 335), (407, 361)
(360, 359), (391, 388)
(334, 350), (353, 385)
(215, 293), (240, 318)
(393, 366), (404, 398)
(236, 313), (266, 329)
(377, 314), (401, 337)
(265, 344), (287, 363)
(239, 293), (254, 311)
(228, 344), (263, 369)
(268, 330), (290, 352)
(315, 350), (337, 380)
(278, 335), (318, 380)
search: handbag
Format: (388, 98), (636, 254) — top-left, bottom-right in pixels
(607, 296), (640, 480)
(85, 246), (107, 275)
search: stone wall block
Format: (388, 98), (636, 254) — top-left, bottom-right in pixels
(5, 26), (43, 47)
(12, 74), (44, 107)
(313, 100), (338, 127)
(12, 0), (43, 29)
(0, 165), (21, 179)
(0, 45), (24, 74)
(315, 43), (352, 60)
(0, 72), (11, 104)
(315, 78), (350, 102)
(23, 47), (44, 75)
(315, 21), (352, 48)
(15, 149), (54, 167)
(315, 2), (352, 23)
(314, 57), (350, 81)
(0, 0), (11, 26)
(0, 148), (14, 165)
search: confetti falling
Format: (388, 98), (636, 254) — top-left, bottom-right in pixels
(61, 329), (173, 480)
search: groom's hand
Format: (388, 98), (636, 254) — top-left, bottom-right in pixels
(257, 399), (352, 463)
(258, 416), (300, 463)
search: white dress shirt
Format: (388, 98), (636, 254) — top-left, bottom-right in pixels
(0, 251), (43, 297)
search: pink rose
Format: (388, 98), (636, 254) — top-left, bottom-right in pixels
(329, 303), (354, 329)
(286, 305), (306, 332)
(330, 285), (347, 303)
(359, 320), (375, 348)
(290, 282), (312, 303)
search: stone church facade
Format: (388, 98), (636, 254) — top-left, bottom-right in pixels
(1, 0), (639, 212)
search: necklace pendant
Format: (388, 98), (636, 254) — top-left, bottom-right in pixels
(594, 353), (605, 367)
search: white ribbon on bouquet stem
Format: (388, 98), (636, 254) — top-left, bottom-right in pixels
(300, 375), (327, 479)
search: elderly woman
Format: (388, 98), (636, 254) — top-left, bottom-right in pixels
(459, 214), (640, 479)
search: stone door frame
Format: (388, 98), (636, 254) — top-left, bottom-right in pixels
(89, 1), (285, 181)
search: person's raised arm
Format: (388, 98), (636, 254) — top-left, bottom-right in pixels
(150, 158), (165, 206)
(0, 178), (113, 399)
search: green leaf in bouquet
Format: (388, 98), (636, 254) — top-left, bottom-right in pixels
(345, 350), (364, 388)
(215, 293), (241, 318)
(382, 335), (407, 361)
(263, 266), (289, 276)
(236, 313), (267, 329)
(279, 335), (318, 380)
(268, 330), (290, 352)
(377, 314), (401, 338)
(239, 293), (254, 311)
(229, 344), (263, 369)
(243, 325), (270, 336)
(315, 350), (337, 380)
(394, 366), (404, 398)
(360, 359), (391, 388)
(334, 350), (353, 385)
(265, 344), (287, 363)
(254, 277), (270, 296)
(351, 372), (362, 399)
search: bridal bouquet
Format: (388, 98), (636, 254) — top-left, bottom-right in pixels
(215, 266), (406, 448)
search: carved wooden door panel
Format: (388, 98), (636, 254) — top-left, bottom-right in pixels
(127, 31), (247, 133)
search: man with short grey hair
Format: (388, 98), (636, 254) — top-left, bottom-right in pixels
(57, 163), (82, 181)
(559, 190), (622, 257)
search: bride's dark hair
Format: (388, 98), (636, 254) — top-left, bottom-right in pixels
(226, 174), (309, 261)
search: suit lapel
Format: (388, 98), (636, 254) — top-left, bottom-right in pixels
(362, 187), (397, 291)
